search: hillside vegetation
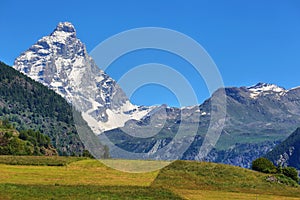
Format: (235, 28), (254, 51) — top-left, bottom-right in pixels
(0, 157), (300, 199)
(0, 120), (57, 156)
(0, 62), (86, 155)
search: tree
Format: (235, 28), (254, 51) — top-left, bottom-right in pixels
(252, 157), (277, 173)
(82, 150), (94, 158)
(19, 131), (29, 140)
(2, 118), (12, 129)
(282, 167), (299, 183)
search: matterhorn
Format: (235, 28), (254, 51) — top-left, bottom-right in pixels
(14, 22), (152, 134)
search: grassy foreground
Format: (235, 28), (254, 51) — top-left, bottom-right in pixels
(0, 184), (181, 200)
(0, 156), (300, 199)
(0, 158), (158, 187)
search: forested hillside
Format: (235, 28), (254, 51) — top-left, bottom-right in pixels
(0, 119), (57, 155)
(0, 61), (84, 155)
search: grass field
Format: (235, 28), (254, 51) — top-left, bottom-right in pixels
(0, 156), (299, 199)
(0, 155), (87, 166)
(0, 159), (158, 186)
(0, 184), (182, 200)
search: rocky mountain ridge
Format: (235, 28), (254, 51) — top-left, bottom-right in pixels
(13, 22), (153, 134)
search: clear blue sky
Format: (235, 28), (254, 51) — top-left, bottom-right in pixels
(1, 0), (300, 107)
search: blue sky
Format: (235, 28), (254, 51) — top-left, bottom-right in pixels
(0, 0), (300, 107)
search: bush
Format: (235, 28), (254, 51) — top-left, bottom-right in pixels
(282, 167), (299, 183)
(252, 157), (277, 173)
(252, 158), (299, 185)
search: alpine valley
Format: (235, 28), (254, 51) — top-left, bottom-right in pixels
(10, 22), (300, 168)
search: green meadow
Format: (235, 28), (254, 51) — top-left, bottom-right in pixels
(0, 156), (299, 199)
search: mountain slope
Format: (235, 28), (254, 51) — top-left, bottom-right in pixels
(0, 61), (86, 155)
(201, 83), (300, 166)
(266, 128), (300, 170)
(104, 83), (300, 167)
(13, 22), (152, 134)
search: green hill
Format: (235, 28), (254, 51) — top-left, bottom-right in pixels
(152, 160), (300, 199)
(0, 61), (85, 155)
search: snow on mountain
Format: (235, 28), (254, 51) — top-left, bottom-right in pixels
(13, 22), (152, 134)
(247, 83), (286, 98)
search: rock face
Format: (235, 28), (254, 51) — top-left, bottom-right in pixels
(13, 22), (152, 134)
(266, 128), (300, 170)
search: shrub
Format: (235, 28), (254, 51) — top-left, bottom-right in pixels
(282, 167), (299, 183)
(252, 157), (277, 173)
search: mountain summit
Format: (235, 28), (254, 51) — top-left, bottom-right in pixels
(53, 22), (76, 34)
(247, 83), (286, 98)
(13, 22), (151, 133)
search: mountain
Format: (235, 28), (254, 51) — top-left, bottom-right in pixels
(265, 128), (300, 170)
(103, 83), (300, 167)
(12, 22), (300, 168)
(13, 22), (152, 134)
(202, 83), (300, 166)
(0, 61), (99, 156)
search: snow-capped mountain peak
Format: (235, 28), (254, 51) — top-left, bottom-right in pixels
(247, 83), (286, 98)
(13, 22), (152, 133)
(50, 22), (76, 40)
(54, 22), (76, 33)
